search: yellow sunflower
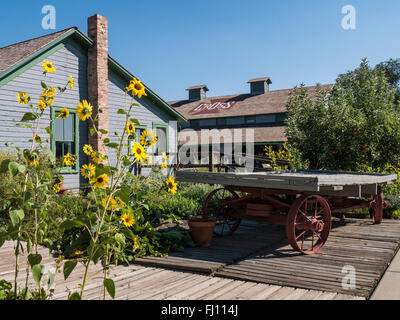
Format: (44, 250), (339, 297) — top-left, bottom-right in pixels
(45, 86), (56, 98)
(101, 197), (118, 211)
(139, 130), (157, 147)
(40, 93), (54, 106)
(42, 60), (56, 73)
(53, 184), (61, 193)
(161, 152), (169, 168)
(143, 154), (152, 166)
(131, 142), (147, 163)
(121, 213), (135, 227)
(127, 77), (147, 99)
(24, 154), (39, 167)
(165, 176), (178, 194)
(162, 152), (170, 162)
(125, 122), (135, 135)
(115, 197), (126, 210)
(58, 108), (70, 119)
(83, 144), (93, 156)
(80, 163), (96, 179)
(17, 92), (30, 105)
(76, 100), (93, 121)
(69, 75), (74, 89)
(37, 100), (47, 110)
(63, 153), (77, 167)
(91, 174), (109, 189)
(91, 151), (103, 164)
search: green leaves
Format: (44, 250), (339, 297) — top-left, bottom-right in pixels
(115, 233), (126, 246)
(63, 260), (78, 280)
(9, 208), (24, 227)
(60, 219), (86, 230)
(32, 264), (44, 286)
(103, 279), (115, 299)
(117, 108), (126, 115)
(28, 254), (42, 267)
(68, 292), (82, 300)
(45, 126), (53, 139)
(21, 112), (37, 122)
(8, 161), (26, 177)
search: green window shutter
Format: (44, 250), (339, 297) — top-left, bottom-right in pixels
(51, 106), (79, 173)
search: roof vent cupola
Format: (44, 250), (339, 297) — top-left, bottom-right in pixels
(248, 77), (272, 95)
(186, 85), (209, 101)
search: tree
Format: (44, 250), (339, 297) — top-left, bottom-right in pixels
(286, 58), (400, 171)
(375, 58), (400, 90)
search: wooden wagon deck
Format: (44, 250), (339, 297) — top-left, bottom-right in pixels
(176, 169), (397, 197)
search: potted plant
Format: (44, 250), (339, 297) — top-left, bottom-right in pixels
(188, 216), (216, 248)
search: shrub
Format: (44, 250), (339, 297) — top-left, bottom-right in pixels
(286, 59), (400, 171)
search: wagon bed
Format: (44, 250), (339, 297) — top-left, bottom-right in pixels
(176, 169), (397, 255)
(176, 170), (397, 196)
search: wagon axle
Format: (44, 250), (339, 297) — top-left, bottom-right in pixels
(296, 218), (325, 233)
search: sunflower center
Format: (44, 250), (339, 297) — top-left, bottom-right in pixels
(47, 64), (52, 68)
(134, 83), (142, 90)
(97, 177), (104, 183)
(83, 107), (90, 115)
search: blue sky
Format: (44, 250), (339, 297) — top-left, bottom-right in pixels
(0, 0), (399, 101)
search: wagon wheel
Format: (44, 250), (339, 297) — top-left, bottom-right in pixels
(286, 195), (332, 255)
(372, 186), (384, 224)
(202, 188), (241, 236)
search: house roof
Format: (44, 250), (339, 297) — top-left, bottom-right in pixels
(169, 84), (334, 120)
(0, 28), (75, 74)
(0, 27), (186, 121)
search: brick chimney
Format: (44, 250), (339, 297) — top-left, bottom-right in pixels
(87, 14), (109, 155)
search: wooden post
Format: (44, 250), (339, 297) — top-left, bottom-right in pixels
(209, 150), (214, 172)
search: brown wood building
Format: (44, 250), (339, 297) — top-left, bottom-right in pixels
(169, 78), (332, 156)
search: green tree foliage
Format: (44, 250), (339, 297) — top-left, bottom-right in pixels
(286, 58), (400, 171)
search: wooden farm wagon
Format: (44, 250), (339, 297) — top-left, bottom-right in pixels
(176, 170), (397, 255)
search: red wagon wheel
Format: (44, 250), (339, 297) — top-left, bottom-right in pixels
(202, 188), (241, 236)
(286, 195), (332, 255)
(372, 186), (383, 224)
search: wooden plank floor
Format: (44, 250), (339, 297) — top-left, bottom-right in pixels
(134, 218), (400, 298)
(0, 241), (363, 300)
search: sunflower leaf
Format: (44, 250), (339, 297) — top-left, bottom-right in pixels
(21, 112), (37, 122)
(103, 279), (115, 299)
(63, 260), (77, 280)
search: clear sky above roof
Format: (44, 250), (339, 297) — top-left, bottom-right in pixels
(0, 0), (399, 101)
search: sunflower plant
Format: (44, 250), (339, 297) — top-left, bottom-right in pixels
(57, 73), (177, 301)
(0, 62), (74, 299)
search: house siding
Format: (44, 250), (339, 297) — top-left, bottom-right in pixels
(0, 41), (88, 190)
(108, 71), (177, 173)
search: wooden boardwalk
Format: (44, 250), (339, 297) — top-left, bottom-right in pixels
(1, 218), (398, 299)
(0, 241), (362, 300)
(134, 218), (400, 298)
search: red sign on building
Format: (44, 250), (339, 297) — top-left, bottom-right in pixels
(189, 100), (236, 115)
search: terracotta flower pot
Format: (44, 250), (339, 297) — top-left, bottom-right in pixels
(188, 219), (216, 248)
